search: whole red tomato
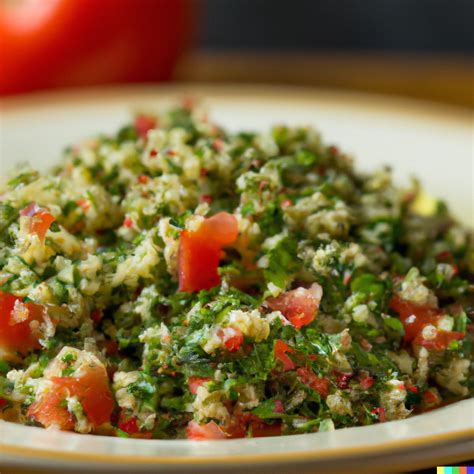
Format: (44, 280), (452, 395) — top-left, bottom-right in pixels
(0, 0), (191, 95)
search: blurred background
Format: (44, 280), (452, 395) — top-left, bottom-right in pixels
(1, 0), (473, 105)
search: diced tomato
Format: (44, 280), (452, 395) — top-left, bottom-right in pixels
(118, 412), (140, 434)
(200, 194), (213, 204)
(76, 199), (91, 212)
(19, 202), (39, 217)
(359, 373), (375, 390)
(274, 339), (296, 371)
(186, 420), (227, 440)
(249, 420), (282, 438)
(116, 411), (153, 438)
(390, 295), (465, 350)
(90, 309), (102, 323)
(212, 139), (224, 152)
(334, 371), (352, 390)
(414, 330), (465, 351)
(188, 376), (211, 395)
(0, 398), (8, 408)
(178, 212), (238, 292)
(28, 384), (75, 430)
(296, 367), (330, 398)
(274, 400), (284, 413)
(267, 283), (323, 329)
(225, 413), (281, 439)
(389, 295), (441, 342)
(123, 217), (133, 228)
(103, 339), (118, 355)
(28, 363), (114, 430)
(20, 203), (55, 242)
(219, 326), (244, 352)
(342, 272), (352, 285)
(137, 174), (149, 184)
(360, 338), (373, 352)
(371, 406), (386, 422)
(134, 114), (156, 139)
(422, 389), (441, 406)
(0, 290), (48, 355)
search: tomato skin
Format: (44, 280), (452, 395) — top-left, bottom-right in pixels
(219, 326), (244, 352)
(267, 284), (322, 329)
(296, 367), (330, 398)
(28, 385), (75, 431)
(389, 295), (465, 350)
(118, 413), (140, 434)
(274, 400), (285, 413)
(422, 389), (441, 406)
(250, 420), (282, 438)
(20, 203), (55, 242)
(178, 213), (238, 293)
(389, 295), (441, 342)
(188, 376), (211, 395)
(0, 291), (46, 355)
(274, 340), (296, 371)
(186, 420), (227, 440)
(0, 0), (191, 95)
(134, 114), (156, 140)
(414, 330), (465, 350)
(359, 373), (375, 390)
(117, 411), (153, 438)
(28, 364), (114, 430)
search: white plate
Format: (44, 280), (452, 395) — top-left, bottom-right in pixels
(0, 85), (473, 473)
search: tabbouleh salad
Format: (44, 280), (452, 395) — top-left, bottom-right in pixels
(0, 103), (472, 440)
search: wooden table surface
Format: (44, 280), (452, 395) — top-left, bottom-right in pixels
(175, 51), (474, 108)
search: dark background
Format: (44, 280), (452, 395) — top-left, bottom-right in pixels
(199, 0), (473, 53)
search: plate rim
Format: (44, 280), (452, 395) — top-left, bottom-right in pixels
(1, 83), (473, 468)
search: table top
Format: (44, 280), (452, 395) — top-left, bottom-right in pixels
(175, 51), (473, 108)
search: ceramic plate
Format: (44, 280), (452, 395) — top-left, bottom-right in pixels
(1, 85), (473, 473)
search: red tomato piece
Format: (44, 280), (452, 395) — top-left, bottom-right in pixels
(224, 413), (281, 439)
(134, 114), (156, 139)
(103, 339), (119, 355)
(267, 283), (323, 329)
(274, 340), (296, 371)
(274, 400), (285, 413)
(371, 406), (386, 422)
(219, 326), (244, 352)
(186, 420), (227, 440)
(76, 199), (91, 212)
(389, 295), (441, 342)
(118, 413), (140, 434)
(28, 384), (75, 430)
(0, 0), (190, 96)
(359, 373), (375, 390)
(422, 389), (441, 406)
(0, 290), (47, 355)
(188, 376), (211, 395)
(117, 412), (153, 438)
(296, 367), (330, 398)
(178, 212), (238, 293)
(20, 203), (55, 242)
(414, 330), (465, 351)
(200, 194), (213, 204)
(90, 309), (102, 323)
(28, 364), (114, 430)
(334, 371), (352, 390)
(249, 420), (282, 438)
